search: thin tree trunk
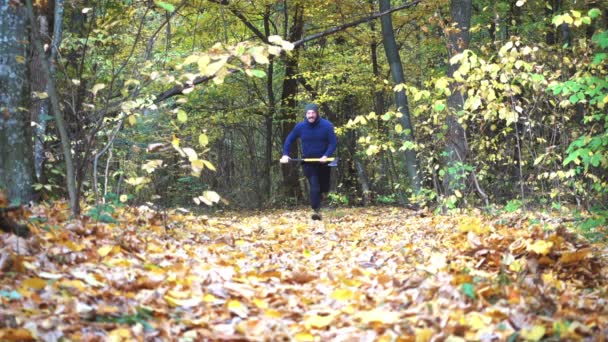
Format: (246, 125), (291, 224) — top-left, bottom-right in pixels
(26, 0), (79, 215)
(444, 0), (472, 197)
(30, 11), (49, 183)
(379, 0), (421, 194)
(280, 5), (304, 200)
(263, 11), (275, 203)
(0, 0), (34, 204)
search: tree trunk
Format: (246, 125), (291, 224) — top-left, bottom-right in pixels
(26, 0), (79, 215)
(263, 12), (275, 203)
(30, 10), (50, 183)
(379, 0), (421, 194)
(444, 0), (472, 197)
(0, 0), (34, 204)
(280, 5), (304, 200)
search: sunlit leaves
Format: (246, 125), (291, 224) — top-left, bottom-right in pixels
(193, 190), (221, 205)
(141, 160), (163, 174)
(1, 204), (606, 340)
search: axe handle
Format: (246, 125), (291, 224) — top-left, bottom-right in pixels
(297, 158), (335, 162)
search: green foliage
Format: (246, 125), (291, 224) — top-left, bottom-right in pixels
(376, 194), (397, 204)
(327, 193), (349, 206)
(577, 208), (608, 242)
(504, 199), (523, 213)
(84, 193), (127, 223)
(461, 283), (476, 300)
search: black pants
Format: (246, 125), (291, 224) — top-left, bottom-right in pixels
(303, 163), (331, 210)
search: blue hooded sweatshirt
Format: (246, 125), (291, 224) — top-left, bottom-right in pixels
(283, 103), (337, 158)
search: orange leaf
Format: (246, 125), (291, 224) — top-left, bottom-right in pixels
(0, 328), (35, 341)
(559, 248), (591, 264)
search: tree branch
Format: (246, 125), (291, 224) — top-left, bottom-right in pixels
(153, 0), (421, 103)
(208, 0), (269, 43)
(292, 0), (422, 47)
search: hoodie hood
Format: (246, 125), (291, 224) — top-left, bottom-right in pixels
(304, 103), (320, 124)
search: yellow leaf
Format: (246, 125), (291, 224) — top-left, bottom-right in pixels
(466, 312), (491, 331)
(203, 293), (219, 303)
(128, 114), (137, 126)
(265, 309), (282, 318)
(294, 332), (315, 342)
(91, 83), (106, 96)
(177, 109), (188, 122)
(304, 314), (334, 329)
(22, 277), (47, 290)
(203, 191), (220, 203)
(108, 327), (132, 342)
(354, 309), (400, 324)
(520, 325), (546, 341)
(509, 259), (523, 272)
(164, 295), (202, 308)
(527, 240), (553, 255)
(201, 159), (216, 171)
(15, 55), (26, 64)
(199, 133), (209, 147)
(183, 147), (198, 161)
(330, 288), (354, 301)
(97, 245), (114, 257)
(415, 328), (435, 342)
(228, 299), (248, 318)
(253, 298), (268, 309)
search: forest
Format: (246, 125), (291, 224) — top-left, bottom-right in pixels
(1, 0), (607, 340)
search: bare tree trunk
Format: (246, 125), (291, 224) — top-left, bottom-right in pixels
(0, 0), (34, 204)
(379, 0), (421, 194)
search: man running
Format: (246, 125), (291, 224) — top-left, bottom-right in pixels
(280, 103), (337, 220)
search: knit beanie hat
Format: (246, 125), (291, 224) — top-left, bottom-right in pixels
(304, 103), (320, 116)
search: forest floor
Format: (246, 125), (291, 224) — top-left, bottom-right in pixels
(0, 203), (607, 341)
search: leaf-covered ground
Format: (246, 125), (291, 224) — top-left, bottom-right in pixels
(1, 204), (607, 341)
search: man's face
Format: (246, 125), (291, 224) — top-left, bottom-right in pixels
(306, 110), (318, 123)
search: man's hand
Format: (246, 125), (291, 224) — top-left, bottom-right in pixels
(280, 155), (290, 164)
(319, 155), (328, 163)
